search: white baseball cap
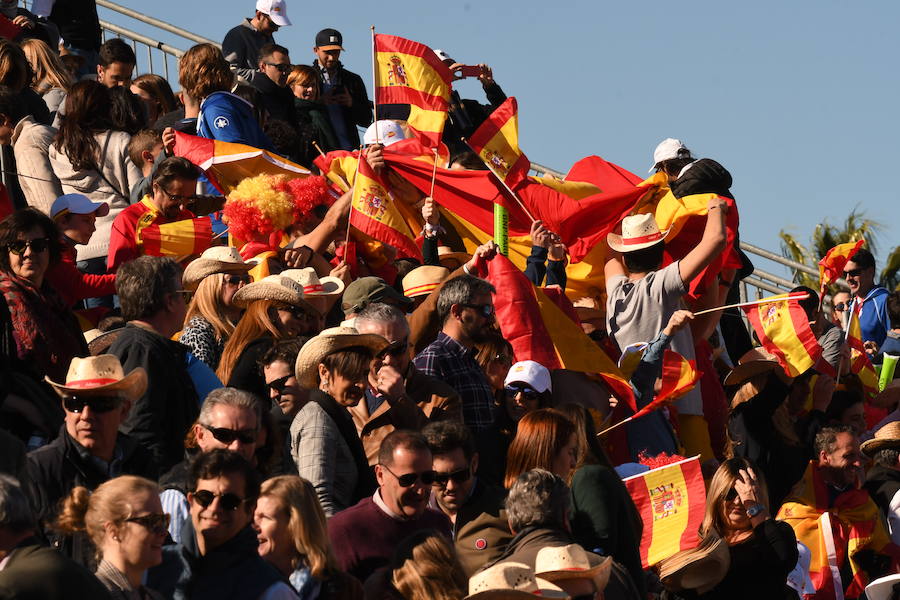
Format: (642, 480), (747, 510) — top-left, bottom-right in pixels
(50, 194), (110, 220)
(505, 360), (552, 393)
(650, 137), (688, 172)
(256, 0), (291, 27)
(363, 119), (409, 147)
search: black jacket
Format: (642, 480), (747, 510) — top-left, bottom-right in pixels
(107, 324), (200, 473)
(47, 0), (100, 51)
(670, 158), (734, 200)
(443, 83), (507, 155)
(313, 61), (372, 149)
(222, 19), (274, 83)
(249, 71), (296, 124)
(0, 540), (113, 600)
(865, 464), (900, 519)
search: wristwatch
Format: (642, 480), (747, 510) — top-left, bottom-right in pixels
(746, 503), (766, 518)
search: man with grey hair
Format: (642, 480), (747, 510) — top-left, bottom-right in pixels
(0, 475), (111, 598)
(352, 303), (461, 464)
(159, 387), (262, 543)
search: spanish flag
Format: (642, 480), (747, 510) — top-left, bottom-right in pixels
(742, 292), (823, 377)
(137, 216), (213, 258)
(350, 150), (422, 260)
(313, 149), (359, 193)
(847, 307), (879, 398)
(374, 34), (452, 147)
(624, 456), (706, 568)
(467, 97), (530, 189)
(645, 351), (701, 415)
(819, 240), (865, 293)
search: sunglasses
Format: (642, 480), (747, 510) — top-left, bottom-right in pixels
(225, 274), (250, 286)
(278, 305), (309, 320)
(460, 303), (494, 318)
(7, 237), (50, 255)
(377, 340), (409, 359)
(725, 488), (739, 502)
(190, 489), (246, 511)
(432, 467), (472, 487)
(124, 512), (170, 535)
(380, 464), (436, 487)
(62, 394), (123, 414)
(265, 62), (292, 73)
(843, 268), (864, 278)
(171, 289), (192, 302)
(505, 386), (540, 401)
(158, 187), (198, 204)
(834, 302), (847, 312)
(201, 424), (257, 445)
(267, 374), (292, 396)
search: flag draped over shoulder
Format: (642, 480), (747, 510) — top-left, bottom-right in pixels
(847, 307), (879, 398)
(742, 292), (822, 377)
(374, 34), (452, 147)
(819, 240), (865, 292)
(467, 97), (530, 189)
(624, 456), (706, 568)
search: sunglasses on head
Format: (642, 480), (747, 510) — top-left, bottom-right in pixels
(201, 424), (257, 445)
(225, 274), (250, 286)
(7, 237), (50, 255)
(460, 303), (494, 318)
(505, 386), (540, 401)
(380, 464), (436, 487)
(63, 394), (123, 414)
(125, 512), (170, 535)
(377, 340), (409, 359)
(190, 489), (246, 511)
(432, 467), (472, 487)
(843, 268), (864, 278)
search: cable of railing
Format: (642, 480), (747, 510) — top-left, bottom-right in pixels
(740, 241), (819, 277)
(96, 0), (220, 47)
(743, 275), (786, 296)
(747, 267), (796, 291)
(99, 20), (186, 58)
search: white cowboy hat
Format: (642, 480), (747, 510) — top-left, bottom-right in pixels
(534, 544), (612, 592)
(294, 327), (389, 389)
(182, 246), (253, 291)
(402, 265), (449, 298)
(231, 275), (317, 314)
(606, 213), (669, 253)
(280, 267), (345, 296)
(465, 562), (569, 600)
(46, 355), (147, 401)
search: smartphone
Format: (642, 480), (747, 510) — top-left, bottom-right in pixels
(457, 65), (481, 79)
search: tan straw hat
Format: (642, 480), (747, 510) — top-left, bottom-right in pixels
(535, 544), (612, 591)
(231, 275), (317, 314)
(438, 245), (471, 266)
(465, 562), (569, 600)
(46, 355), (147, 401)
(865, 573), (900, 600)
(280, 267), (345, 296)
(723, 347), (781, 387)
(402, 265), (449, 298)
(861, 421), (900, 457)
(182, 246), (252, 290)
(607, 213), (669, 253)
(657, 532), (730, 594)
(294, 326), (389, 389)
(572, 297), (604, 322)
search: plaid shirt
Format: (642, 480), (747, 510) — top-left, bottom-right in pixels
(413, 333), (495, 431)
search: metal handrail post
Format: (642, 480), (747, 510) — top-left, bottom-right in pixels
(96, 0), (220, 47)
(98, 20), (186, 57)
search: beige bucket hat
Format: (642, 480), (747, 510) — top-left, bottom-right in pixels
(182, 246), (252, 290)
(723, 347), (781, 387)
(607, 213), (669, 253)
(231, 275), (317, 314)
(465, 562), (569, 600)
(294, 326), (389, 389)
(280, 267), (345, 296)
(46, 355), (147, 400)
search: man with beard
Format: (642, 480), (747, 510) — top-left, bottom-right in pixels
(107, 157), (200, 272)
(327, 431), (451, 582)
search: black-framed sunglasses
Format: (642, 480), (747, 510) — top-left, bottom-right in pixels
(725, 488), (739, 502)
(62, 394), (123, 414)
(377, 340), (409, 359)
(124, 512), (170, 535)
(380, 464), (436, 487)
(201, 424), (257, 445)
(460, 303), (494, 318)
(843, 268), (864, 278)
(158, 186), (199, 204)
(7, 237), (50, 255)
(834, 302), (847, 312)
(505, 386), (540, 402)
(265, 62), (292, 73)
(267, 374), (292, 397)
(225, 274), (250, 286)
(432, 467), (472, 487)
(190, 489), (246, 511)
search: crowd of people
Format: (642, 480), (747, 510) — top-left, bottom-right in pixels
(0, 0), (899, 599)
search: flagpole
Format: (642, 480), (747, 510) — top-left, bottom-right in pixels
(596, 416), (633, 437)
(462, 138), (536, 222)
(428, 148), (439, 198)
(370, 25), (380, 143)
(690, 292), (810, 317)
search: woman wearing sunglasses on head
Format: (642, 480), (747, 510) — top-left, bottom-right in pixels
(55, 475), (168, 599)
(179, 247), (254, 370)
(292, 326), (388, 515)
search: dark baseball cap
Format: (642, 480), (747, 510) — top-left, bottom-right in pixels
(315, 28), (344, 51)
(341, 277), (412, 316)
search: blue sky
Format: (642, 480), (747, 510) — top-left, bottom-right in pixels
(103, 0), (899, 276)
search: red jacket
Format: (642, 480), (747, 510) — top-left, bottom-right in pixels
(107, 197), (194, 273)
(45, 241), (117, 307)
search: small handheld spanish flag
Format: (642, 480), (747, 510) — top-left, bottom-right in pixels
(819, 239), (865, 293)
(742, 292), (822, 377)
(467, 97), (531, 190)
(847, 307), (879, 398)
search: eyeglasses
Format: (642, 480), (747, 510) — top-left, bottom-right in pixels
(843, 268), (864, 278)
(190, 489), (246, 511)
(225, 274), (250, 286)
(62, 394), (123, 414)
(380, 464), (436, 487)
(124, 512), (170, 535)
(377, 340), (409, 359)
(432, 467), (472, 487)
(725, 488), (739, 502)
(158, 186), (199, 204)
(7, 237), (50, 255)
(505, 386), (540, 402)
(201, 424), (257, 445)
(267, 374), (292, 397)
(834, 302), (847, 312)
(460, 303), (494, 318)
(265, 62), (292, 73)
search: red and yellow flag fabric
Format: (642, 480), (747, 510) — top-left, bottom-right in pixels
(137, 216), (213, 258)
(174, 132), (311, 195)
(313, 149), (359, 193)
(350, 150), (422, 260)
(819, 240), (865, 293)
(623, 456), (706, 568)
(777, 462), (900, 599)
(374, 34), (452, 147)
(483, 254), (634, 409)
(847, 307), (879, 398)
(742, 292), (823, 377)
(467, 97), (530, 189)
(633, 351), (700, 419)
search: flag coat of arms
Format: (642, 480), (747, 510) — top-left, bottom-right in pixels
(467, 97), (530, 189)
(742, 292), (823, 377)
(624, 456), (706, 568)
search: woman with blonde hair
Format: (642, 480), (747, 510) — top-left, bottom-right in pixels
(254, 475), (362, 599)
(55, 475), (167, 599)
(21, 37), (72, 120)
(179, 246), (252, 370)
(388, 530), (467, 600)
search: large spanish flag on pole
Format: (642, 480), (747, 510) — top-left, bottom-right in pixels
(373, 34), (452, 147)
(741, 292), (822, 377)
(467, 97), (530, 190)
(624, 456), (706, 568)
(847, 307), (879, 398)
(819, 240), (865, 293)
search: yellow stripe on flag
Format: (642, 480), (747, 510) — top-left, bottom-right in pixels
(407, 104), (449, 135)
(374, 51), (450, 103)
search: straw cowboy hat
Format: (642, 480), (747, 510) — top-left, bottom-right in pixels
(294, 327), (389, 389)
(280, 267), (345, 296)
(182, 246), (253, 290)
(438, 245), (471, 266)
(607, 214), (669, 253)
(465, 562), (569, 600)
(657, 533), (730, 595)
(46, 355), (147, 401)
(402, 265), (449, 298)
(231, 275), (317, 314)
(865, 573), (900, 600)
(535, 544), (612, 592)
(723, 347), (781, 387)
(861, 421), (900, 457)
